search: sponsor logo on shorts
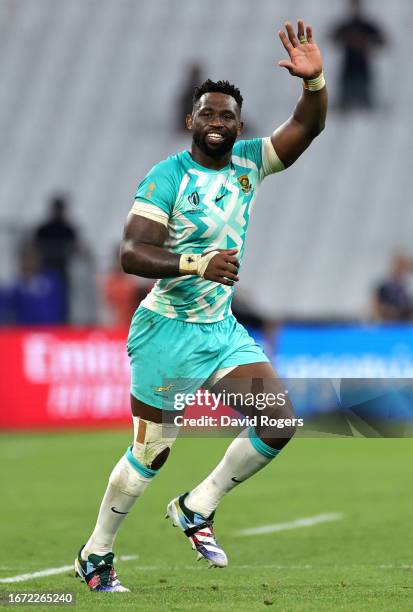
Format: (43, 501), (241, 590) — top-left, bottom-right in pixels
(154, 384), (174, 393)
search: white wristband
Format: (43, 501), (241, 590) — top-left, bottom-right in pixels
(179, 254), (201, 275)
(179, 251), (219, 278)
(303, 71), (326, 92)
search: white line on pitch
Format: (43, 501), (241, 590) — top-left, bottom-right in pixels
(234, 513), (344, 536)
(0, 565), (74, 584)
(0, 555), (139, 584)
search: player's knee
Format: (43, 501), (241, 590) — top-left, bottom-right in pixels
(256, 399), (297, 443)
(148, 446), (170, 470)
(257, 422), (296, 446)
(131, 417), (178, 471)
(109, 419), (178, 497)
(282, 419), (297, 442)
(278, 401), (297, 440)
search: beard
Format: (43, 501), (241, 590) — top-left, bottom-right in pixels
(193, 130), (237, 160)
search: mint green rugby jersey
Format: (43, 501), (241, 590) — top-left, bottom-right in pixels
(132, 137), (284, 323)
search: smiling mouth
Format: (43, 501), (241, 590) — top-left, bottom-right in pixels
(206, 132), (225, 144)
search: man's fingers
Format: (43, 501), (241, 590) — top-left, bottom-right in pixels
(217, 277), (234, 287)
(206, 249), (240, 283)
(278, 30), (293, 55)
(216, 267), (239, 281)
(219, 248), (238, 255)
(225, 256), (240, 269)
(278, 60), (295, 73)
(285, 21), (300, 48)
(217, 254), (240, 268)
(223, 263), (238, 275)
(224, 273), (239, 282)
(306, 24), (314, 44)
(224, 269), (239, 281)
(297, 19), (305, 40)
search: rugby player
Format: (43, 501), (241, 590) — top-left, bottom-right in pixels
(75, 20), (327, 591)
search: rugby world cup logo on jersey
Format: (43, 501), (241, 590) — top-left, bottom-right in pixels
(187, 191), (200, 209)
(237, 174), (253, 194)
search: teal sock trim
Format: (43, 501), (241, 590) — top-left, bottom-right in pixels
(248, 427), (281, 459)
(125, 446), (159, 479)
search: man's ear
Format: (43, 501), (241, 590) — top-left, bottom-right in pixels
(185, 114), (193, 131)
(237, 120), (244, 137)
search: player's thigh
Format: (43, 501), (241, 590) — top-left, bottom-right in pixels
(131, 394), (179, 424)
(130, 396), (181, 471)
(212, 362), (296, 443)
(211, 361), (295, 422)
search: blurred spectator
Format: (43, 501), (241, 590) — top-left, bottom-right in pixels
(9, 247), (66, 325)
(0, 286), (13, 324)
(34, 194), (78, 277)
(175, 62), (204, 132)
(33, 194), (79, 322)
(100, 247), (153, 327)
(373, 255), (413, 321)
(330, 0), (386, 112)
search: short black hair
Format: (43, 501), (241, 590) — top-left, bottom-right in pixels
(193, 79), (243, 111)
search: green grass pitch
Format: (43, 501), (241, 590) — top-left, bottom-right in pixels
(1, 431), (412, 611)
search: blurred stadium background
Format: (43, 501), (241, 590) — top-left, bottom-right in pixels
(1, 2), (412, 608)
(0, 0), (412, 429)
(0, 0), (411, 313)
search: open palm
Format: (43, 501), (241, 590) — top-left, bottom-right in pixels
(278, 20), (323, 80)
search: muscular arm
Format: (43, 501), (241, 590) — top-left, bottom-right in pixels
(271, 20), (328, 168)
(271, 87), (327, 168)
(120, 212), (240, 285)
(121, 213), (180, 278)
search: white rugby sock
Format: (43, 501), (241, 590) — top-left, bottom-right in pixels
(82, 454), (151, 559)
(82, 416), (178, 560)
(185, 429), (281, 518)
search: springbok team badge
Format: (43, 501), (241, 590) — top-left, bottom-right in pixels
(237, 174), (252, 194)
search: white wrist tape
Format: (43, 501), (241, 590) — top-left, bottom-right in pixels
(303, 71), (326, 92)
(179, 251), (219, 278)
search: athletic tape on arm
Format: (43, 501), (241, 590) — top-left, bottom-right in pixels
(179, 251), (219, 277)
(262, 137), (285, 176)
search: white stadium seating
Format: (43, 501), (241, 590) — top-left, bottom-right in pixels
(0, 0), (411, 319)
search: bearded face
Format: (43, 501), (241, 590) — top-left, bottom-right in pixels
(188, 92), (243, 161)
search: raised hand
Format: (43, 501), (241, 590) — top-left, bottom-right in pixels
(278, 20), (323, 80)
